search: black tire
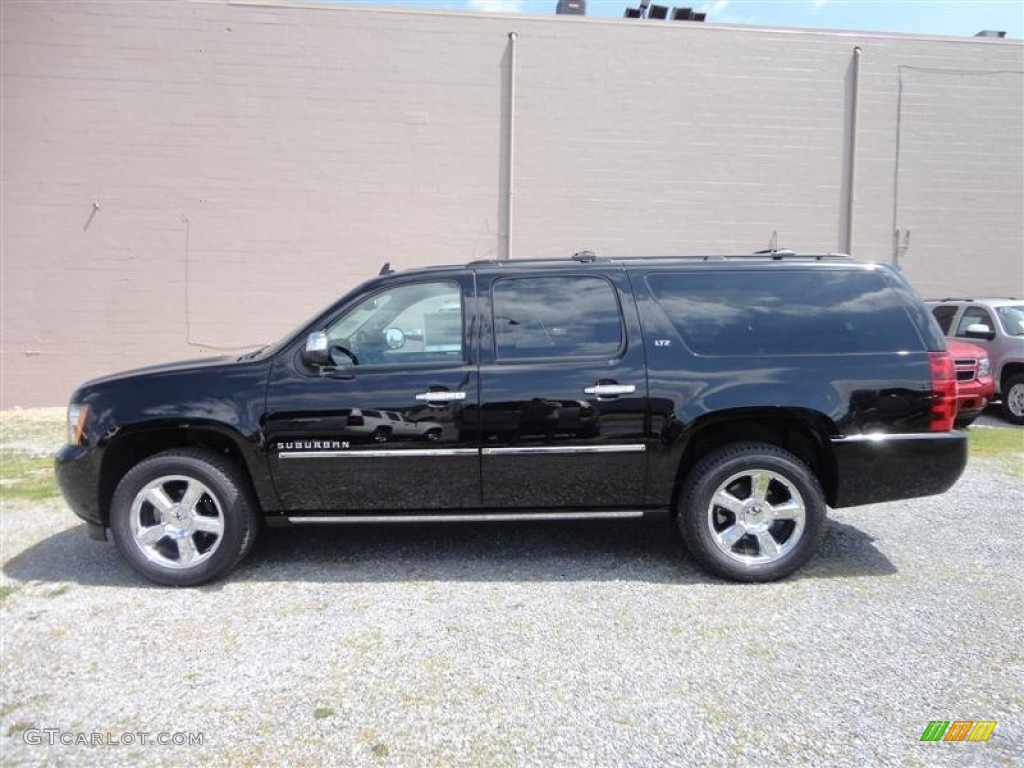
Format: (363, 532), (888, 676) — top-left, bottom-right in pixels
(954, 413), (979, 429)
(110, 449), (259, 587)
(1001, 374), (1024, 425)
(678, 442), (826, 582)
(371, 427), (390, 443)
(424, 428), (442, 442)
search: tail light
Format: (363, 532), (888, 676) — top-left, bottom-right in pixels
(346, 413), (364, 427)
(928, 352), (957, 431)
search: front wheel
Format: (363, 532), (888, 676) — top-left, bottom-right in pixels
(1001, 374), (1024, 425)
(110, 449), (259, 586)
(678, 442), (826, 582)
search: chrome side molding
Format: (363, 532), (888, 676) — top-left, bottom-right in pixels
(482, 444), (645, 456)
(279, 448), (478, 459)
(287, 510), (647, 524)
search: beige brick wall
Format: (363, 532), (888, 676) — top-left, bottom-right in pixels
(2, 0), (1022, 407)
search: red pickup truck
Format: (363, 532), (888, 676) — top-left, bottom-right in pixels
(948, 339), (995, 427)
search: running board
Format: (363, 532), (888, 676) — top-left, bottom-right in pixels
(286, 510), (647, 524)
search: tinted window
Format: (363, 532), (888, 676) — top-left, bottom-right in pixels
(492, 276), (623, 360)
(324, 281), (463, 367)
(931, 305), (958, 334)
(646, 269), (922, 356)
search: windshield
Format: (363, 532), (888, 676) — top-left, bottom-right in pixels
(996, 305), (1024, 336)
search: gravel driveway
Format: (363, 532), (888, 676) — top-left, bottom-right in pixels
(1, 451), (1021, 767)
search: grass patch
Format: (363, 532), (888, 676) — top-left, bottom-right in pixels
(313, 707), (335, 720)
(0, 408), (65, 452)
(968, 427), (1024, 477)
(46, 585), (71, 598)
(371, 743), (390, 759)
(0, 585), (17, 602)
(0, 450), (59, 501)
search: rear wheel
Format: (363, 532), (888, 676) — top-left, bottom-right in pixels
(1001, 374), (1024, 425)
(110, 449), (259, 586)
(679, 442), (825, 582)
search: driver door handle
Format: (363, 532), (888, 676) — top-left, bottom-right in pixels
(415, 390), (467, 403)
(583, 383), (636, 398)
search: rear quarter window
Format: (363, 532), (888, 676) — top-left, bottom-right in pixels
(645, 269), (923, 356)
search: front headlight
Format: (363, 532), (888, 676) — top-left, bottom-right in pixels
(978, 357), (991, 377)
(67, 404), (89, 446)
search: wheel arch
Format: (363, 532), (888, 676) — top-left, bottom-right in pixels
(671, 409), (839, 510)
(999, 361), (1024, 394)
(98, 423), (267, 525)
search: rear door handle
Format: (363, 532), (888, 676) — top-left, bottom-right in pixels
(415, 390), (467, 403)
(583, 383), (636, 397)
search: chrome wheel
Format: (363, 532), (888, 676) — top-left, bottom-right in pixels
(129, 474), (224, 569)
(1007, 381), (1024, 418)
(706, 468), (806, 565)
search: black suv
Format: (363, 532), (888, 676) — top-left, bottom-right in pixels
(56, 253), (966, 586)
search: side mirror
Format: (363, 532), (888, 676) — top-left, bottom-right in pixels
(964, 323), (995, 341)
(300, 331), (330, 368)
(384, 327), (406, 350)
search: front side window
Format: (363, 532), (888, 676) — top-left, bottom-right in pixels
(324, 281), (463, 367)
(492, 276), (623, 361)
(955, 307), (995, 337)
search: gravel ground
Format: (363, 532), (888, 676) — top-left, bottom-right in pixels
(975, 402), (1023, 430)
(1, 414), (1022, 767)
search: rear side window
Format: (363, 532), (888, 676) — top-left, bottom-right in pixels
(492, 276), (623, 360)
(645, 269), (922, 356)
(931, 305), (959, 334)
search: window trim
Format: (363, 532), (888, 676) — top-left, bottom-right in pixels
(490, 274), (628, 364)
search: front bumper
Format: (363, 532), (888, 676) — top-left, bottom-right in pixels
(830, 431), (968, 508)
(55, 443), (105, 533)
(956, 376), (996, 419)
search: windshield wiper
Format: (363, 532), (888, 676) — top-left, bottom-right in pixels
(237, 345), (269, 361)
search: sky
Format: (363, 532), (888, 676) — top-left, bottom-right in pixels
(314, 0), (1024, 38)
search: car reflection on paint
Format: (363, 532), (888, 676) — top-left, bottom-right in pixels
(346, 409), (444, 443)
(272, 408), (444, 444)
(466, 398), (600, 442)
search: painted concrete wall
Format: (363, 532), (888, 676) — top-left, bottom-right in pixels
(2, 0), (1022, 407)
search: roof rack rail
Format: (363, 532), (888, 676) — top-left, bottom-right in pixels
(928, 296), (1018, 302)
(465, 252), (857, 268)
(753, 248), (797, 257)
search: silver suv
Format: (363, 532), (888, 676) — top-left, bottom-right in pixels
(927, 298), (1024, 424)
